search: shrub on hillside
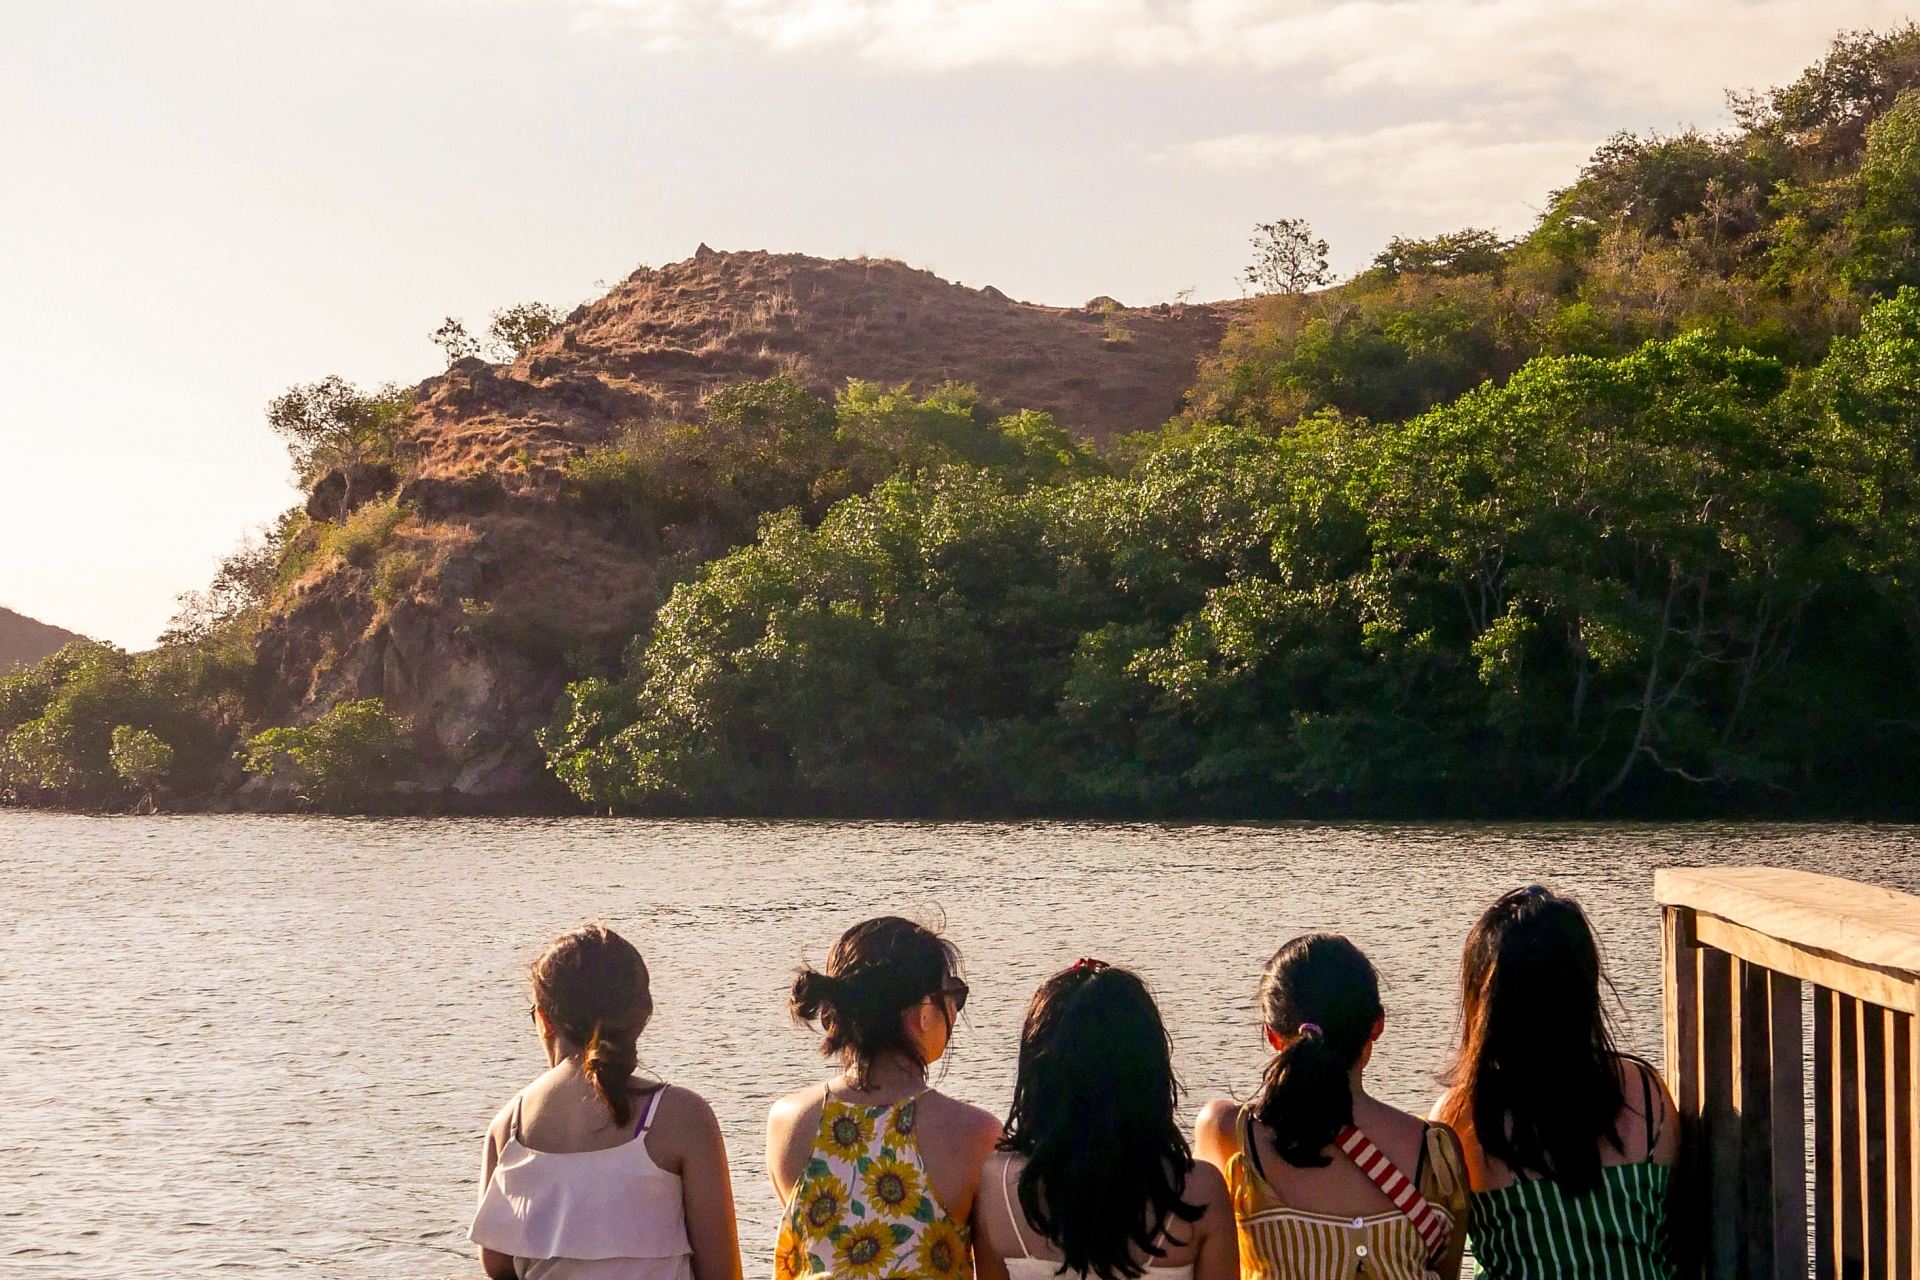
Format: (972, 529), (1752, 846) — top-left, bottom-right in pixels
(239, 699), (411, 806)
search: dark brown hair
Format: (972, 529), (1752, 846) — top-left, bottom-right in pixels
(1440, 885), (1625, 1194)
(531, 924), (654, 1127)
(999, 963), (1202, 1280)
(1252, 933), (1383, 1167)
(791, 915), (959, 1089)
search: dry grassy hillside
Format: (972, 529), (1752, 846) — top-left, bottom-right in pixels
(0, 607), (80, 674)
(252, 249), (1235, 804)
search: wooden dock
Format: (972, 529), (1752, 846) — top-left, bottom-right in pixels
(1660, 866), (1920, 1279)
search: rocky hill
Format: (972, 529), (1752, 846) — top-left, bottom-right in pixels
(0, 607), (81, 673)
(253, 249), (1236, 805)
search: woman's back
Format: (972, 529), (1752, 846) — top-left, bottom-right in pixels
(1446, 1056), (1678, 1280)
(1209, 1099), (1467, 1280)
(475, 1078), (691, 1280)
(770, 1083), (990, 1280)
(977, 1151), (1227, 1280)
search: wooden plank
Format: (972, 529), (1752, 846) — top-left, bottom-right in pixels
(1767, 971), (1807, 1280)
(1735, 959), (1774, 1278)
(1840, 995), (1865, 1277)
(1816, 986), (1837, 1280)
(1861, 1006), (1890, 1278)
(1703, 947), (1739, 1279)
(1667, 907), (1702, 1115)
(1656, 868), (1920, 975)
(1909, 1008), (1919, 1280)
(1664, 906), (1705, 1278)
(1691, 911), (1920, 1014)
(1889, 1008), (1913, 1276)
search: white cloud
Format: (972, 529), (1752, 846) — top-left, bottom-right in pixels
(1179, 116), (1602, 229)
(533, 0), (1915, 110)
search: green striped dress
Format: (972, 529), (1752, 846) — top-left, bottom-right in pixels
(1468, 1161), (1675, 1279)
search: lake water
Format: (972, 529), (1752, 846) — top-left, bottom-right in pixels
(6, 815), (1919, 1278)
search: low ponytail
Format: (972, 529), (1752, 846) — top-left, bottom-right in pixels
(531, 924), (654, 1126)
(1251, 934), (1383, 1168)
(583, 1019), (641, 1128)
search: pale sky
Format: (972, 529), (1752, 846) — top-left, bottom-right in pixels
(2, 0), (1912, 647)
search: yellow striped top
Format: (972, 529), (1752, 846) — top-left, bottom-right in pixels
(1225, 1108), (1468, 1280)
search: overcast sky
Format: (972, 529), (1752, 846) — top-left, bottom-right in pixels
(3, 0), (1913, 647)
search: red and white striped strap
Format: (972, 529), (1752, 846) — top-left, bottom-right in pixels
(1334, 1124), (1450, 1260)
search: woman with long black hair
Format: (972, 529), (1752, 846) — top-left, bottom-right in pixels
(1195, 934), (1468, 1280)
(975, 960), (1236, 1280)
(1431, 886), (1679, 1278)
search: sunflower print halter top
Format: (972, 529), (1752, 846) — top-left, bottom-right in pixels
(775, 1089), (970, 1280)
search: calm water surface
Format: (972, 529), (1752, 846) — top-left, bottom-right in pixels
(6, 815), (1919, 1278)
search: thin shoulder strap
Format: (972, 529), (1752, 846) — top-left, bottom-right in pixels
(511, 1095), (526, 1144)
(636, 1085), (666, 1136)
(1240, 1106), (1273, 1188)
(1000, 1158), (1036, 1260)
(1638, 1059), (1664, 1153)
(1335, 1125), (1451, 1264)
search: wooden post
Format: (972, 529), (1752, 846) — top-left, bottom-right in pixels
(1703, 947), (1738, 1277)
(1816, 985), (1837, 1280)
(1664, 904), (1704, 1275)
(1840, 994), (1865, 1278)
(1889, 1008), (1913, 1275)
(1767, 972), (1807, 1280)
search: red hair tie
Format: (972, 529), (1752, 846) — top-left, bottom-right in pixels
(1070, 957), (1108, 973)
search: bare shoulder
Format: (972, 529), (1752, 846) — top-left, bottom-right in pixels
(1182, 1156), (1230, 1207)
(1355, 1095), (1428, 1167)
(653, 1084), (721, 1135)
(1194, 1098), (1240, 1139)
(923, 1090), (1002, 1148)
(769, 1084), (826, 1129)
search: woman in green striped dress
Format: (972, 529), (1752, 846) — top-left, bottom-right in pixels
(1432, 887), (1681, 1279)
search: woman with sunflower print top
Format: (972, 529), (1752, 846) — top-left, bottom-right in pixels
(768, 917), (1001, 1280)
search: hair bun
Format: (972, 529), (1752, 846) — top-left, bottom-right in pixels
(790, 967), (842, 1019)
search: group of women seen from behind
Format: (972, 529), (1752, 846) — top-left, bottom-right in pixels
(471, 887), (1678, 1280)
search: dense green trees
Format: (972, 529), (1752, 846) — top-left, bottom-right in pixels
(544, 292), (1920, 815)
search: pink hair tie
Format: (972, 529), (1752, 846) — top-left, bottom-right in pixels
(1296, 1021), (1324, 1037)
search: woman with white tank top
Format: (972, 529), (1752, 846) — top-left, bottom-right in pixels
(974, 960), (1237, 1280)
(470, 925), (742, 1280)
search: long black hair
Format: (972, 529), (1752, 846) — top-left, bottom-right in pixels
(1252, 933), (1383, 1167)
(999, 962), (1202, 1280)
(791, 916), (961, 1089)
(1440, 885), (1626, 1194)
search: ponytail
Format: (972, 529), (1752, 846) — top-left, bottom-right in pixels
(1252, 934), (1382, 1168)
(530, 924), (653, 1126)
(582, 1019), (641, 1128)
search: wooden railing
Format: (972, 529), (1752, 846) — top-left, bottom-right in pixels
(1659, 867), (1920, 1280)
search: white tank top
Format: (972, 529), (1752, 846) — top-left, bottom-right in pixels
(469, 1087), (694, 1280)
(997, 1156), (1198, 1280)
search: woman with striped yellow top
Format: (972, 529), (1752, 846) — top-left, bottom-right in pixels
(1194, 935), (1468, 1280)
